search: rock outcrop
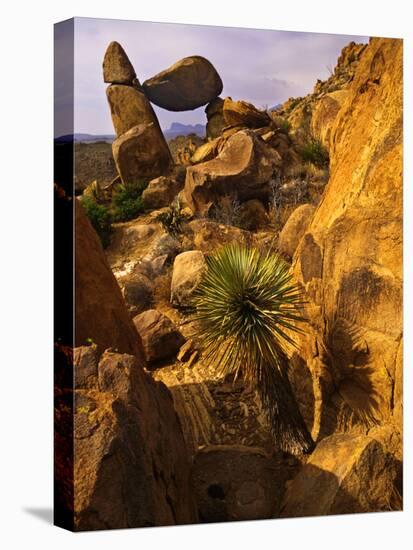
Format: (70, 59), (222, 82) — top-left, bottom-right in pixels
(290, 39), (402, 448)
(75, 201), (143, 357)
(184, 130), (281, 215)
(142, 56), (223, 111)
(278, 203), (315, 259)
(205, 97), (226, 139)
(281, 433), (399, 517)
(73, 350), (198, 529)
(223, 98), (271, 129)
(103, 41), (137, 84)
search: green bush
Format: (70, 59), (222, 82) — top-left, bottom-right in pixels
(156, 199), (185, 237)
(81, 196), (112, 248)
(278, 118), (291, 134)
(111, 180), (147, 222)
(300, 138), (329, 168)
(191, 244), (314, 455)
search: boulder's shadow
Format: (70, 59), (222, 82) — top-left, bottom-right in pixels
(23, 507), (53, 524)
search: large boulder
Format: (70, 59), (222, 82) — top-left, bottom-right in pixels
(133, 309), (185, 363)
(291, 38), (403, 442)
(75, 201), (142, 357)
(73, 351), (198, 529)
(103, 41), (136, 84)
(278, 203), (315, 259)
(142, 56), (223, 111)
(310, 89), (349, 149)
(141, 175), (183, 210)
(223, 97), (271, 129)
(171, 250), (206, 307)
(106, 84), (161, 137)
(205, 97), (226, 139)
(184, 130), (281, 216)
(281, 433), (399, 517)
(112, 123), (173, 185)
(192, 445), (285, 523)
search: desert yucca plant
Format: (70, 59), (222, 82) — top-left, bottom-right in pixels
(192, 244), (314, 455)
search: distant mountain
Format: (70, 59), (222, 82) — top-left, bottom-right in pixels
(55, 133), (115, 143)
(269, 103), (283, 112)
(56, 124), (206, 144)
(164, 122), (205, 140)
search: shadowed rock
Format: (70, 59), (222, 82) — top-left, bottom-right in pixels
(142, 56), (223, 111)
(184, 130), (281, 216)
(103, 41), (136, 84)
(278, 203), (315, 259)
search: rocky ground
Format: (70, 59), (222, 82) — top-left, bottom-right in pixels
(58, 37), (403, 530)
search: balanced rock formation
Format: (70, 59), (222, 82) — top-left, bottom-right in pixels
(75, 201), (143, 357)
(171, 250), (206, 307)
(104, 45), (173, 185)
(73, 350), (198, 529)
(103, 41), (136, 84)
(278, 203), (315, 259)
(281, 433), (399, 517)
(290, 38), (403, 448)
(133, 309), (185, 363)
(205, 97), (226, 139)
(142, 56), (223, 111)
(184, 130), (281, 216)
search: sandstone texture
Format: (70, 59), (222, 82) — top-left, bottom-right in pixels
(281, 433), (399, 517)
(143, 56), (223, 111)
(133, 309), (185, 363)
(278, 203), (315, 258)
(184, 130), (281, 215)
(141, 175), (183, 210)
(73, 351), (198, 529)
(75, 201), (143, 357)
(290, 38), (403, 445)
(205, 97), (226, 139)
(112, 123), (173, 185)
(103, 41), (136, 84)
(223, 97), (271, 129)
(170, 250), (206, 306)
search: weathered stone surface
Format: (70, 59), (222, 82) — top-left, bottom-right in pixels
(75, 201), (142, 357)
(290, 38), (403, 442)
(103, 41), (136, 84)
(106, 84), (161, 137)
(205, 97), (226, 139)
(223, 98), (271, 129)
(192, 445), (286, 523)
(141, 175), (183, 210)
(122, 273), (153, 315)
(170, 250), (206, 306)
(311, 89), (349, 149)
(73, 351), (198, 529)
(278, 203), (315, 259)
(184, 130), (281, 215)
(281, 433), (399, 516)
(190, 137), (224, 164)
(74, 344), (99, 389)
(133, 309), (185, 363)
(142, 56), (223, 111)
(112, 123), (173, 185)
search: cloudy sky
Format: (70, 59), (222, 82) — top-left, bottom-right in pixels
(55, 17), (368, 137)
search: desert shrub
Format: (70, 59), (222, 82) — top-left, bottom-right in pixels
(209, 194), (242, 227)
(278, 118), (291, 134)
(111, 180), (147, 222)
(80, 196), (112, 248)
(191, 244), (314, 455)
(299, 138), (329, 168)
(157, 198), (186, 237)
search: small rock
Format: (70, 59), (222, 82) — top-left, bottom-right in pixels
(122, 273), (153, 314)
(133, 309), (185, 363)
(278, 203), (315, 259)
(141, 175), (183, 210)
(171, 251), (206, 307)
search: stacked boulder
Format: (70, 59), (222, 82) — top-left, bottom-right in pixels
(103, 42), (173, 185)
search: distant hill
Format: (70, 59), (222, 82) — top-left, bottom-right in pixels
(56, 123), (206, 144)
(163, 122), (205, 140)
(55, 133), (115, 144)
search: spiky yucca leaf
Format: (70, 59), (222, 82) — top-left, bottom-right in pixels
(192, 244), (314, 455)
